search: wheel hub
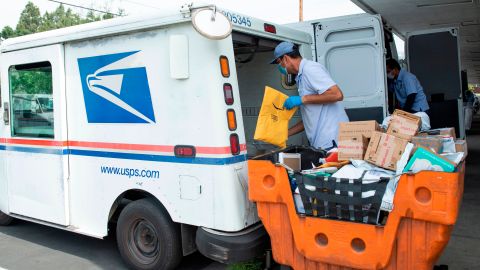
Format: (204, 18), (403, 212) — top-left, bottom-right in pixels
(129, 219), (160, 264)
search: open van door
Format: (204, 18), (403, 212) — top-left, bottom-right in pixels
(290, 14), (388, 122)
(406, 28), (465, 138)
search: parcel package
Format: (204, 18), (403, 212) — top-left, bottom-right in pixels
(338, 120), (381, 139)
(418, 127), (457, 153)
(365, 131), (409, 170)
(254, 86), (297, 148)
(338, 135), (368, 161)
(455, 140), (468, 157)
(421, 127), (456, 138)
(404, 147), (456, 173)
(411, 135), (443, 153)
(386, 110), (421, 140)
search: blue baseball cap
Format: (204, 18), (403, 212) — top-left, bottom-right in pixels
(269, 41), (295, 64)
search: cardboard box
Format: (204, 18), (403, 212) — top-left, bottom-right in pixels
(278, 152), (301, 171)
(418, 134), (456, 152)
(404, 147), (456, 173)
(411, 136), (443, 153)
(365, 131), (409, 171)
(338, 135), (368, 161)
(386, 110), (421, 141)
(338, 121), (381, 139)
(441, 152), (464, 165)
(420, 127), (456, 139)
(455, 140), (468, 161)
(441, 136), (456, 153)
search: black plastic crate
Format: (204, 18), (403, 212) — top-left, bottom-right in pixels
(295, 173), (389, 225)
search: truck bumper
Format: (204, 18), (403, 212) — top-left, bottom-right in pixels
(195, 223), (270, 264)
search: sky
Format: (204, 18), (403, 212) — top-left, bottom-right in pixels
(0, 0), (404, 57)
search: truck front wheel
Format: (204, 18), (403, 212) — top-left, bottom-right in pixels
(116, 198), (182, 270)
(0, 211), (13, 226)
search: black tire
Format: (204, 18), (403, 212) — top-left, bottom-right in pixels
(116, 198), (182, 270)
(0, 211), (13, 226)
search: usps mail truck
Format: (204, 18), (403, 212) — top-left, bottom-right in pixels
(1, 2), (461, 269)
(0, 3), (318, 269)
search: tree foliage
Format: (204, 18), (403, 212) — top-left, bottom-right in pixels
(15, 2), (42, 36)
(0, 1), (123, 97)
(0, 26), (15, 40)
(39, 4), (82, 32)
(9, 65), (53, 95)
(0, 1), (122, 40)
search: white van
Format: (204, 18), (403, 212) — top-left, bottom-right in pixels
(290, 15), (465, 138)
(0, 3), (464, 270)
(289, 14), (390, 123)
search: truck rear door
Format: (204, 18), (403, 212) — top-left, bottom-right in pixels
(406, 28), (465, 138)
(290, 14), (388, 122)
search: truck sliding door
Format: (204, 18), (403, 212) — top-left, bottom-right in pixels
(313, 15), (388, 122)
(406, 28), (465, 138)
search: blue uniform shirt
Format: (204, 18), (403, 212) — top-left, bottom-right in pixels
(392, 69), (429, 112)
(295, 59), (349, 149)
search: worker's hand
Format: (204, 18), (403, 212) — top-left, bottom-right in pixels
(283, 96), (302, 110)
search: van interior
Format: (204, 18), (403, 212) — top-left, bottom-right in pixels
(231, 26), (465, 158)
(406, 30), (464, 138)
(231, 32), (309, 158)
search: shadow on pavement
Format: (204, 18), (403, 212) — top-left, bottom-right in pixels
(0, 220), (224, 269)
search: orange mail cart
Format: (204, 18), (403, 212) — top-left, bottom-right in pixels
(248, 160), (464, 270)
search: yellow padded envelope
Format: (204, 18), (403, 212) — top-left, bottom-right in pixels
(254, 86), (298, 148)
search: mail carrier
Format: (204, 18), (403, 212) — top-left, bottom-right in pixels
(0, 3), (316, 270)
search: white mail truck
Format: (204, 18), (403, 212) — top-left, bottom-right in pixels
(0, 3), (314, 269)
(0, 2), (464, 270)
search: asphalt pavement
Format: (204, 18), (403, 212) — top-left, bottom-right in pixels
(0, 220), (225, 270)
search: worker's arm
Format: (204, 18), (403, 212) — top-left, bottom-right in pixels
(402, 74), (420, 113)
(283, 85), (344, 110)
(288, 121), (304, 136)
(301, 84), (344, 104)
(403, 93), (417, 113)
(284, 85), (343, 136)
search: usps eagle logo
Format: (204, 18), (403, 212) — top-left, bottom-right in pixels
(77, 51), (156, 123)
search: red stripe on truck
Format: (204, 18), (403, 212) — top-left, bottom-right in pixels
(1, 138), (246, 155)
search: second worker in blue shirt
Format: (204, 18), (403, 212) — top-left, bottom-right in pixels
(386, 58), (429, 114)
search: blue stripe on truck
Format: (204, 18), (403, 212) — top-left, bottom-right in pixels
(69, 149), (247, 165)
(0, 145), (247, 165)
(1, 145), (67, 155)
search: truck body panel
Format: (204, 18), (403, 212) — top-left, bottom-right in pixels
(406, 27), (465, 138)
(0, 5), (312, 238)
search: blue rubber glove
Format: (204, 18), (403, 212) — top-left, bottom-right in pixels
(283, 96), (303, 110)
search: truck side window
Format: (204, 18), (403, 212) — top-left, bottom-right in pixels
(8, 62), (54, 138)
